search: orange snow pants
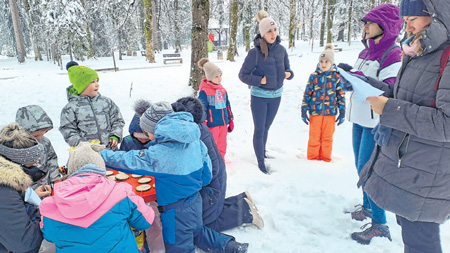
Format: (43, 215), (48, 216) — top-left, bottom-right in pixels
(307, 115), (336, 162)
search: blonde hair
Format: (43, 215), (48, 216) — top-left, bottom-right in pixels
(0, 123), (38, 149)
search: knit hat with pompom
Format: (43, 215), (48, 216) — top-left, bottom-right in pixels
(319, 44), (335, 64)
(198, 58), (222, 81)
(66, 61), (99, 95)
(66, 142), (105, 176)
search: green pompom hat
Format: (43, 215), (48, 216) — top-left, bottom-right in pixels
(67, 64), (99, 95)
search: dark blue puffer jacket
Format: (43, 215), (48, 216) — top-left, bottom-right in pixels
(120, 114), (149, 151)
(239, 35), (294, 90)
(174, 97), (227, 225)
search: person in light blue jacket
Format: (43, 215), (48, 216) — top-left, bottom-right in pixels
(101, 102), (217, 253)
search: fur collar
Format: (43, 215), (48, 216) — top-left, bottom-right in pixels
(0, 156), (33, 192)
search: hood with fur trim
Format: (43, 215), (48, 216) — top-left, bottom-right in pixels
(0, 156), (33, 192)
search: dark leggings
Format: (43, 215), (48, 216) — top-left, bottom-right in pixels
(396, 215), (442, 253)
(250, 96), (281, 161)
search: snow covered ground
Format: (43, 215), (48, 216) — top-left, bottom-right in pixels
(1, 40), (449, 252)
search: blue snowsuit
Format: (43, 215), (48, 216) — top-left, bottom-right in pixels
(101, 112), (213, 252)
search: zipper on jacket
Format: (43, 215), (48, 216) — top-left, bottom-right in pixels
(397, 133), (410, 168)
(88, 97), (103, 142)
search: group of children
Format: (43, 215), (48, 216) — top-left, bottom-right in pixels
(0, 56), (258, 253)
(0, 11), (352, 252)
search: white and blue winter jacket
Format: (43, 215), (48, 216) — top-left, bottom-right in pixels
(101, 112), (212, 206)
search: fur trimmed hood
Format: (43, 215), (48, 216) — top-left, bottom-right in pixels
(0, 156), (33, 192)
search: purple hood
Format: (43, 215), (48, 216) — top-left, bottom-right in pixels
(361, 4), (404, 59)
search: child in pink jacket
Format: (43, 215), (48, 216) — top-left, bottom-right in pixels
(40, 142), (154, 252)
(198, 58), (234, 160)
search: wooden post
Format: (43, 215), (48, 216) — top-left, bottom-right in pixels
(112, 49), (117, 72)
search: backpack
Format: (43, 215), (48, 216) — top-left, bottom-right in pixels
(431, 43), (450, 108)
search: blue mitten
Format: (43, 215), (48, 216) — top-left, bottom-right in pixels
(372, 123), (393, 146)
(301, 109), (309, 125)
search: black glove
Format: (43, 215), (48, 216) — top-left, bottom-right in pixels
(336, 109), (345, 126)
(338, 63), (353, 72)
(301, 109), (309, 125)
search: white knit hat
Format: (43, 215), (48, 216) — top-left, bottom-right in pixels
(259, 17), (277, 37)
(66, 142), (106, 175)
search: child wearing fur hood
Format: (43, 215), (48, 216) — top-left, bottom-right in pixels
(301, 44), (345, 162)
(197, 58), (234, 160)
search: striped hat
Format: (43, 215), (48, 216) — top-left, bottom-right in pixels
(140, 102), (174, 134)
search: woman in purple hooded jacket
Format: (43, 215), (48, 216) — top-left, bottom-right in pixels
(339, 4), (404, 245)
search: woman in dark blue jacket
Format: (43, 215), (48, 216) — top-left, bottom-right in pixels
(0, 123), (47, 252)
(239, 17), (294, 174)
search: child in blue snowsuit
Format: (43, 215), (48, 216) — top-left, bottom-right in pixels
(101, 102), (212, 253)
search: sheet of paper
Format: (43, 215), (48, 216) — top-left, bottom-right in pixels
(337, 67), (384, 100)
(25, 187), (42, 206)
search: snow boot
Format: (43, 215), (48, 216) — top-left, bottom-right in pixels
(244, 198), (264, 229)
(350, 205), (372, 221)
(257, 159), (269, 174)
(351, 222), (392, 245)
(225, 239), (249, 253)
(244, 191), (258, 211)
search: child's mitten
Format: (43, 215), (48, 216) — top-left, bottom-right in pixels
(228, 119), (234, 133)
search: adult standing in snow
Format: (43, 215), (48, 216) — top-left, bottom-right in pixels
(361, 0), (450, 252)
(239, 15), (294, 174)
(338, 4), (404, 244)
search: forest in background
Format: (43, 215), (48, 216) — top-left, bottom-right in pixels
(1, 0), (400, 89)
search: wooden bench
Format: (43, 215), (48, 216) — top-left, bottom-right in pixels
(334, 44), (343, 52)
(163, 53), (182, 64)
(212, 45), (229, 51)
(141, 50), (147, 57)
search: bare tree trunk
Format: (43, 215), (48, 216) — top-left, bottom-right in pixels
(227, 0), (238, 61)
(153, 0), (161, 52)
(326, 0), (336, 44)
(80, 0), (95, 58)
(189, 0), (209, 91)
(347, 0), (353, 46)
(288, 0), (296, 49)
(370, 0), (376, 9)
(9, 0), (26, 63)
(24, 0), (42, 61)
(310, 0), (316, 51)
(319, 0), (327, 47)
(143, 0), (156, 63)
(174, 0), (181, 53)
(118, 29), (123, 60)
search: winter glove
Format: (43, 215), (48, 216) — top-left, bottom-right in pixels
(336, 109), (345, 126)
(228, 119), (234, 133)
(301, 109), (309, 125)
(337, 63), (353, 72)
(372, 123), (392, 146)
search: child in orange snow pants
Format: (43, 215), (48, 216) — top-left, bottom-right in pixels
(307, 115), (336, 162)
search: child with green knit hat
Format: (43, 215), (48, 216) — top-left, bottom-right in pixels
(59, 61), (125, 149)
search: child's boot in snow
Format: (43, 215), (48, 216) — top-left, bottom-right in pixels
(244, 198), (264, 229)
(225, 239), (249, 253)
